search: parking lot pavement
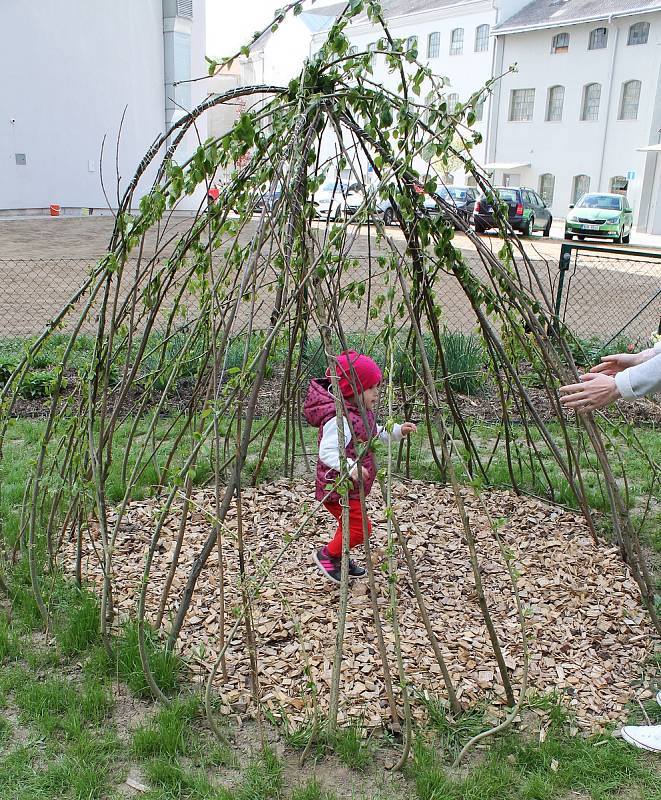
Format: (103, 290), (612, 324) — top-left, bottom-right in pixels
(0, 213), (659, 263)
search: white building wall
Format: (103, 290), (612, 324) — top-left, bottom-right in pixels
(311, 1), (499, 184)
(0, 0), (207, 213)
(489, 13), (661, 230)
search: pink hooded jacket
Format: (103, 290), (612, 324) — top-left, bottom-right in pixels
(303, 378), (378, 503)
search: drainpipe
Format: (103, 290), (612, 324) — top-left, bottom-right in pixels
(162, 0), (193, 137)
(596, 18), (619, 190)
(487, 33), (505, 170)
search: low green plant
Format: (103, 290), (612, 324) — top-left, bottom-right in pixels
(18, 369), (63, 399)
(114, 620), (182, 698)
(235, 746), (283, 800)
(145, 757), (227, 799)
(51, 583), (101, 655)
(0, 358), (17, 385)
(133, 697), (200, 758)
(332, 719), (374, 771)
(291, 780), (338, 800)
(438, 329), (486, 394)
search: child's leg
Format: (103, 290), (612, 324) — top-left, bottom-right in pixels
(325, 498), (372, 559)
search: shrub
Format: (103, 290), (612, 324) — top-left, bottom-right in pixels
(19, 370), (64, 399)
(438, 329), (486, 394)
(0, 359), (17, 385)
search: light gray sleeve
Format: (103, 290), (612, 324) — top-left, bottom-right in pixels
(615, 352), (661, 399)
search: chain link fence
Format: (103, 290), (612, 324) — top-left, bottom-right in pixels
(554, 244), (661, 347)
(0, 247), (658, 347)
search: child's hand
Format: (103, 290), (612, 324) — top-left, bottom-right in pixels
(350, 465), (370, 483)
(401, 422), (417, 435)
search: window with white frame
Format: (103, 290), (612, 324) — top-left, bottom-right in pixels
(475, 24), (489, 52)
(427, 31), (440, 58)
(538, 174), (555, 206)
(610, 175), (628, 193)
(581, 83), (601, 120)
(572, 174), (590, 203)
(447, 93), (459, 113)
(627, 22), (649, 45)
(546, 85), (564, 121)
(551, 32), (569, 53)
(509, 88), (535, 121)
(450, 28), (464, 55)
(588, 27), (608, 49)
(619, 80), (641, 119)
(406, 35), (418, 53)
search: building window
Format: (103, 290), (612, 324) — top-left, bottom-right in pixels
(628, 22), (649, 45)
(581, 83), (601, 120)
(475, 24), (489, 52)
(539, 174), (555, 205)
(427, 31), (440, 58)
(406, 35), (418, 54)
(475, 94), (486, 121)
(447, 93), (459, 113)
(551, 32), (569, 53)
(546, 85), (564, 121)
(619, 80), (641, 119)
(610, 175), (628, 193)
(572, 174), (590, 203)
(509, 88), (535, 121)
(450, 28), (464, 55)
(176, 0), (193, 18)
(588, 27), (608, 50)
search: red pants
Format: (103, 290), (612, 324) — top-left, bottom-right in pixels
(324, 499), (372, 558)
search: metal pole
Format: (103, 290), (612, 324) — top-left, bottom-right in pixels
(554, 243), (572, 327)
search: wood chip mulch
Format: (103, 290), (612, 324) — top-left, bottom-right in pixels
(61, 479), (657, 731)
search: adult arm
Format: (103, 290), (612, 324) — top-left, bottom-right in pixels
(615, 351), (661, 399)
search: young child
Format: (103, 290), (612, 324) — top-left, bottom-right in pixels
(303, 350), (417, 584)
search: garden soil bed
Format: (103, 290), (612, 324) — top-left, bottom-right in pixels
(61, 479), (657, 733)
(7, 371), (661, 426)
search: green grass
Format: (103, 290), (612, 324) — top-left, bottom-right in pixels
(13, 673), (113, 736)
(332, 719), (374, 771)
(410, 727), (661, 800)
(133, 697), (201, 758)
(290, 782), (338, 800)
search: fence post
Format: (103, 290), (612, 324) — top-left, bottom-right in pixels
(554, 244), (572, 328)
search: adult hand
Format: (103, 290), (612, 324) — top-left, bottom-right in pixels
(350, 465), (370, 483)
(590, 349), (654, 377)
(559, 373), (620, 411)
(401, 422), (417, 435)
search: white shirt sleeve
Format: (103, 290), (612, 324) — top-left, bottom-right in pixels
(319, 417), (356, 472)
(377, 423), (404, 443)
(615, 352), (661, 399)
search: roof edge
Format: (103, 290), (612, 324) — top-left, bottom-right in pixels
(494, 2), (661, 34)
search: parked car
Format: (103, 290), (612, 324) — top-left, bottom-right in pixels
(564, 193), (633, 244)
(342, 182), (369, 218)
(311, 179), (350, 220)
(379, 183), (476, 226)
(253, 185), (282, 213)
(472, 187), (552, 236)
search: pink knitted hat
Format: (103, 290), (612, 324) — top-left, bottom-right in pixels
(327, 351), (382, 398)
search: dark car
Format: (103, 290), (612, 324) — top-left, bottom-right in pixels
(253, 185), (282, 213)
(436, 185), (477, 225)
(472, 187), (552, 236)
(380, 184), (476, 226)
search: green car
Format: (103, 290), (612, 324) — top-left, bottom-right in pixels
(564, 193), (633, 244)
